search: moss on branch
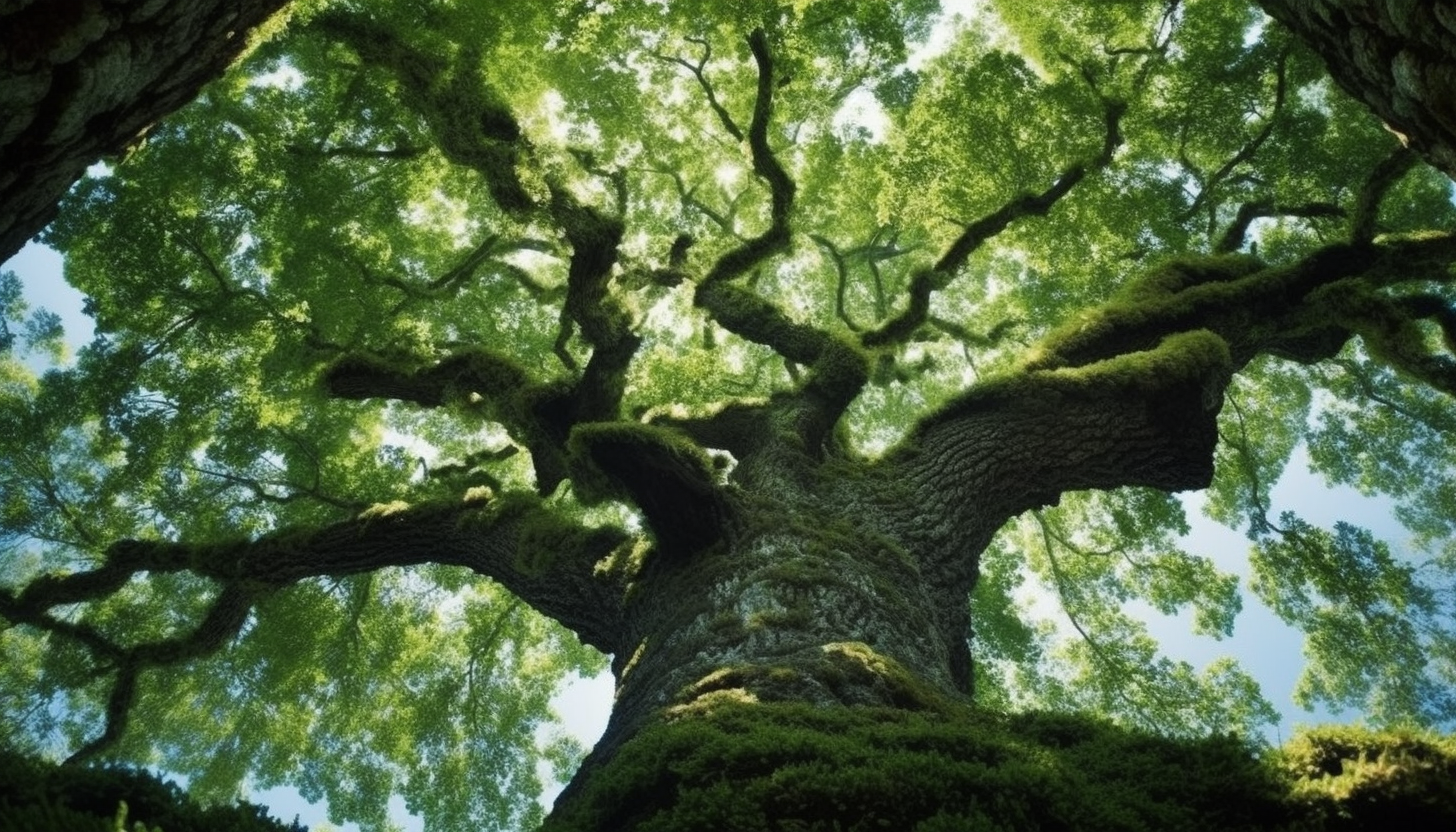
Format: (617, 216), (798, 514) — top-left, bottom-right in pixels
(570, 423), (731, 556)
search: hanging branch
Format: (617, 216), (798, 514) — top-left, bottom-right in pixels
(0, 580), (257, 765)
(1329, 358), (1456, 435)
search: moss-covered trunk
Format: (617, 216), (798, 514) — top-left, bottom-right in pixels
(1256, 0), (1456, 180)
(535, 488), (1289, 832)
(0, 0), (292, 261)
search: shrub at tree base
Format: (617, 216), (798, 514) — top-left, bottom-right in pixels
(546, 701), (1456, 832)
(1279, 725), (1456, 830)
(0, 749), (305, 832)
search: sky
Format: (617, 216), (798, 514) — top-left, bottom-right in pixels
(0, 1), (1430, 829)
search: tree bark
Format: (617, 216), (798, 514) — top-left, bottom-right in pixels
(1257, 0), (1456, 180)
(0, 0), (290, 262)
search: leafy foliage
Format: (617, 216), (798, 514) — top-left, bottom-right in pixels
(0, 748), (306, 832)
(3, 0), (1456, 828)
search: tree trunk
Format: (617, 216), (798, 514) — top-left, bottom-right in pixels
(0, 0), (291, 262)
(1256, 0), (1456, 180)
(537, 478), (1296, 831)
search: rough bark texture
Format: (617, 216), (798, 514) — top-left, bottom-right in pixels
(0, 0), (291, 262)
(1257, 0), (1456, 180)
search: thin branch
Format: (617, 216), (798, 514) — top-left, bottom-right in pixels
(1331, 358), (1456, 434)
(1032, 511), (1153, 720)
(648, 167), (739, 235)
(1350, 146), (1419, 244)
(189, 465), (365, 511)
(863, 99), (1124, 348)
(655, 37), (744, 142)
(1214, 200), (1344, 253)
(288, 143), (427, 160)
(1218, 390), (1279, 535)
(810, 234), (864, 332)
(1179, 48), (1289, 222)
(377, 233), (502, 304)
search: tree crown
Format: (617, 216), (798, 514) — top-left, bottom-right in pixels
(3, 1), (1456, 829)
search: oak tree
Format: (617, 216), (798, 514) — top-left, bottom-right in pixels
(3, 1), (1456, 829)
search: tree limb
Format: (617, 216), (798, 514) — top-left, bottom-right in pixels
(1214, 200), (1344, 254)
(698, 29), (797, 288)
(862, 99), (1125, 348)
(655, 37), (745, 143)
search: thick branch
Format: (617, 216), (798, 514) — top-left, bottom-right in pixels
(1031, 235), (1456, 377)
(551, 192), (640, 424)
(4, 493), (628, 763)
(644, 399), (775, 459)
(572, 424), (732, 555)
(26, 494), (629, 656)
(883, 330), (1231, 569)
(313, 12), (537, 214)
(695, 280), (869, 450)
(322, 349), (581, 491)
(887, 233), (1456, 588)
(324, 348), (529, 408)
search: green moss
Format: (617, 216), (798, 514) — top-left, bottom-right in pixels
(1278, 725), (1456, 830)
(1116, 254), (1264, 302)
(547, 706), (1456, 831)
(936, 328), (1232, 429)
(744, 606), (812, 631)
(542, 703), (1293, 832)
(0, 749), (304, 832)
(1042, 328), (1232, 396)
(818, 641), (950, 711)
(1022, 254), (1264, 373)
(514, 507), (588, 576)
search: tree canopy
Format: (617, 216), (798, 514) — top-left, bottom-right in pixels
(3, 1), (1456, 829)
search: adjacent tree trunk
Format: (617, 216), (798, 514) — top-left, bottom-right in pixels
(0, 0), (291, 262)
(1257, 0), (1456, 180)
